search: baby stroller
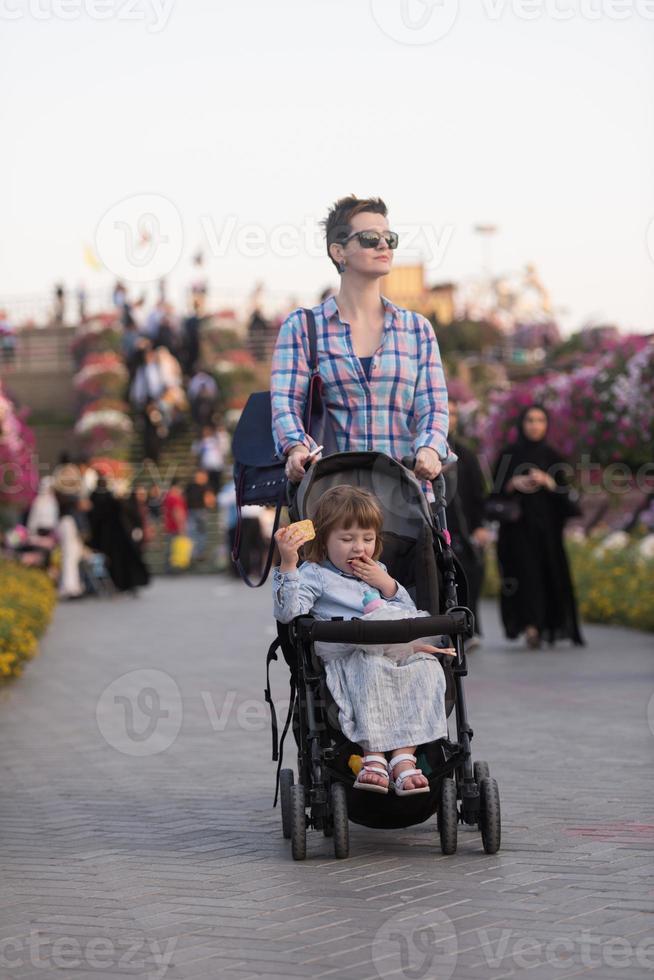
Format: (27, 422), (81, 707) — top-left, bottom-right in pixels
(265, 451), (501, 859)
(80, 550), (114, 598)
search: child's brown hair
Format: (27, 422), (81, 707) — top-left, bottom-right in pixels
(303, 485), (384, 562)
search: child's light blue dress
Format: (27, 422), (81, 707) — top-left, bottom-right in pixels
(273, 559), (448, 752)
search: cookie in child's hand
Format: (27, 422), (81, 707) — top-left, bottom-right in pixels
(286, 519), (315, 544)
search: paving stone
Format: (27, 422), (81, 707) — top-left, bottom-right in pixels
(1, 581), (652, 980)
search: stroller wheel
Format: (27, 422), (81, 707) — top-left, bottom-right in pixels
(331, 782), (349, 860)
(438, 778), (458, 855)
(474, 761), (490, 785)
(479, 778), (501, 854)
(290, 784), (307, 861)
(280, 769), (294, 840)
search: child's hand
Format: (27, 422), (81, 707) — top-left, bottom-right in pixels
(412, 641), (456, 657)
(348, 555), (396, 596)
(274, 526), (304, 572)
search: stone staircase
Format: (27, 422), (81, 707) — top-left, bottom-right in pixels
(127, 419), (227, 576)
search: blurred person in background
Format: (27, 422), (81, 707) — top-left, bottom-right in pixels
(143, 399), (165, 465)
(0, 310), (16, 363)
(182, 298), (203, 375)
(89, 477), (150, 595)
(52, 464), (85, 600)
(193, 422), (229, 493)
(147, 483), (164, 524)
(130, 343), (164, 409)
(492, 404), (583, 649)
(124, 485), (153, 555)
(185, 469), (213, 562)
(163, 477), (188, 569)
(53, 282), (65, 325)
(442, 399), (490, 649)
(188, 371), (219, 429)
(27, 477), (58, 535)
(218, 479), (265, 579)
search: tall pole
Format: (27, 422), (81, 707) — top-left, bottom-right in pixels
(474, 224), (498, 277)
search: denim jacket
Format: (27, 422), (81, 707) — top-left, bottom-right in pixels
(272, 558), (416, 624)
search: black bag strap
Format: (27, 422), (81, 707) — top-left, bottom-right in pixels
(273, 676), (296, 808)
(233, 474), (286, 589)
(265, 637), (281, 761)
(304, 308), (318, 374)
(265, 634), (298, 807)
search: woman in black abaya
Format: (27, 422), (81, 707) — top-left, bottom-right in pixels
(492, 405), (584, 648)
(89, 479), (150, 594)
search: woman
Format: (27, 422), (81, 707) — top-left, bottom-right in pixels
(492, 404), (584, 648)
(89, 478), (150, 594)
(271, 196), (452, 492)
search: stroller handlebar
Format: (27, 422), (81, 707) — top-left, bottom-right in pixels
(401, 456), (447, 510)
(296, 609), (472, 645)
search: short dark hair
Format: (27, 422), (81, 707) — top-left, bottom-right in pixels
(322, 196), (388, 271)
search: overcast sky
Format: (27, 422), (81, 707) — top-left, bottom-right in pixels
(2, 0), (653, 332)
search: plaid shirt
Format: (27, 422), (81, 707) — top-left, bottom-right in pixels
(271, 295), (452, 467)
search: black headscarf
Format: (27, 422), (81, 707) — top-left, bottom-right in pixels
(502, 404), (563, 478)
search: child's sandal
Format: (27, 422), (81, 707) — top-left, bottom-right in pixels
(389, 754), (430, 796)
(353, 754), (389, 794)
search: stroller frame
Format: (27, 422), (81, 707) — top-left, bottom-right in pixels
(269, 452), (501, 859)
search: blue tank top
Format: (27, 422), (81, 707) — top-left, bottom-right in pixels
(359, 356), (373, 380)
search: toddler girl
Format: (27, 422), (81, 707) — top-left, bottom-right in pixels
(273, 485), (454, 797)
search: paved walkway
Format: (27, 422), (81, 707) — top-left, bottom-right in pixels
(1, 578), (653, 980)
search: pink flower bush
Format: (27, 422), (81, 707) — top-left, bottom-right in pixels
(71, 334), (131, 458)
(0, 383), (38, 505)
(467, 336), (652, 470)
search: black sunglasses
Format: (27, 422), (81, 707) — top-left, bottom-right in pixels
(342, 229), (399, 250)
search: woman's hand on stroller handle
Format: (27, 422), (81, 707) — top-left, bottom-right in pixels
(285, 444), (323, 483)
(402, 450), (443, 482)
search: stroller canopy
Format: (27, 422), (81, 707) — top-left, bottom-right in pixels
(293, 452), (434, 541)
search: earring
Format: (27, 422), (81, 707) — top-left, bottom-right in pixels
(338, 261), (346, 274)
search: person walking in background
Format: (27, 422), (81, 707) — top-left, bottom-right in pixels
(130, 343), (164, 409)
(147, 483), (164, 525)
(89, 478), (150, 594)
(271, 195), (452, 496)
(188, 372), (219, 430)
(27, 477), (59, 535)
(184, 469), (213, 562)
(442, 399), (490, 648)
(491, 404), (584, 649)
(124, 485), (153, 555)
(182, 299), (203, 375)
(52, 464), (85, 600)
(163, 478), (188, 569)
(53, 283), (65, 325)
(193, 422), (229, 493)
